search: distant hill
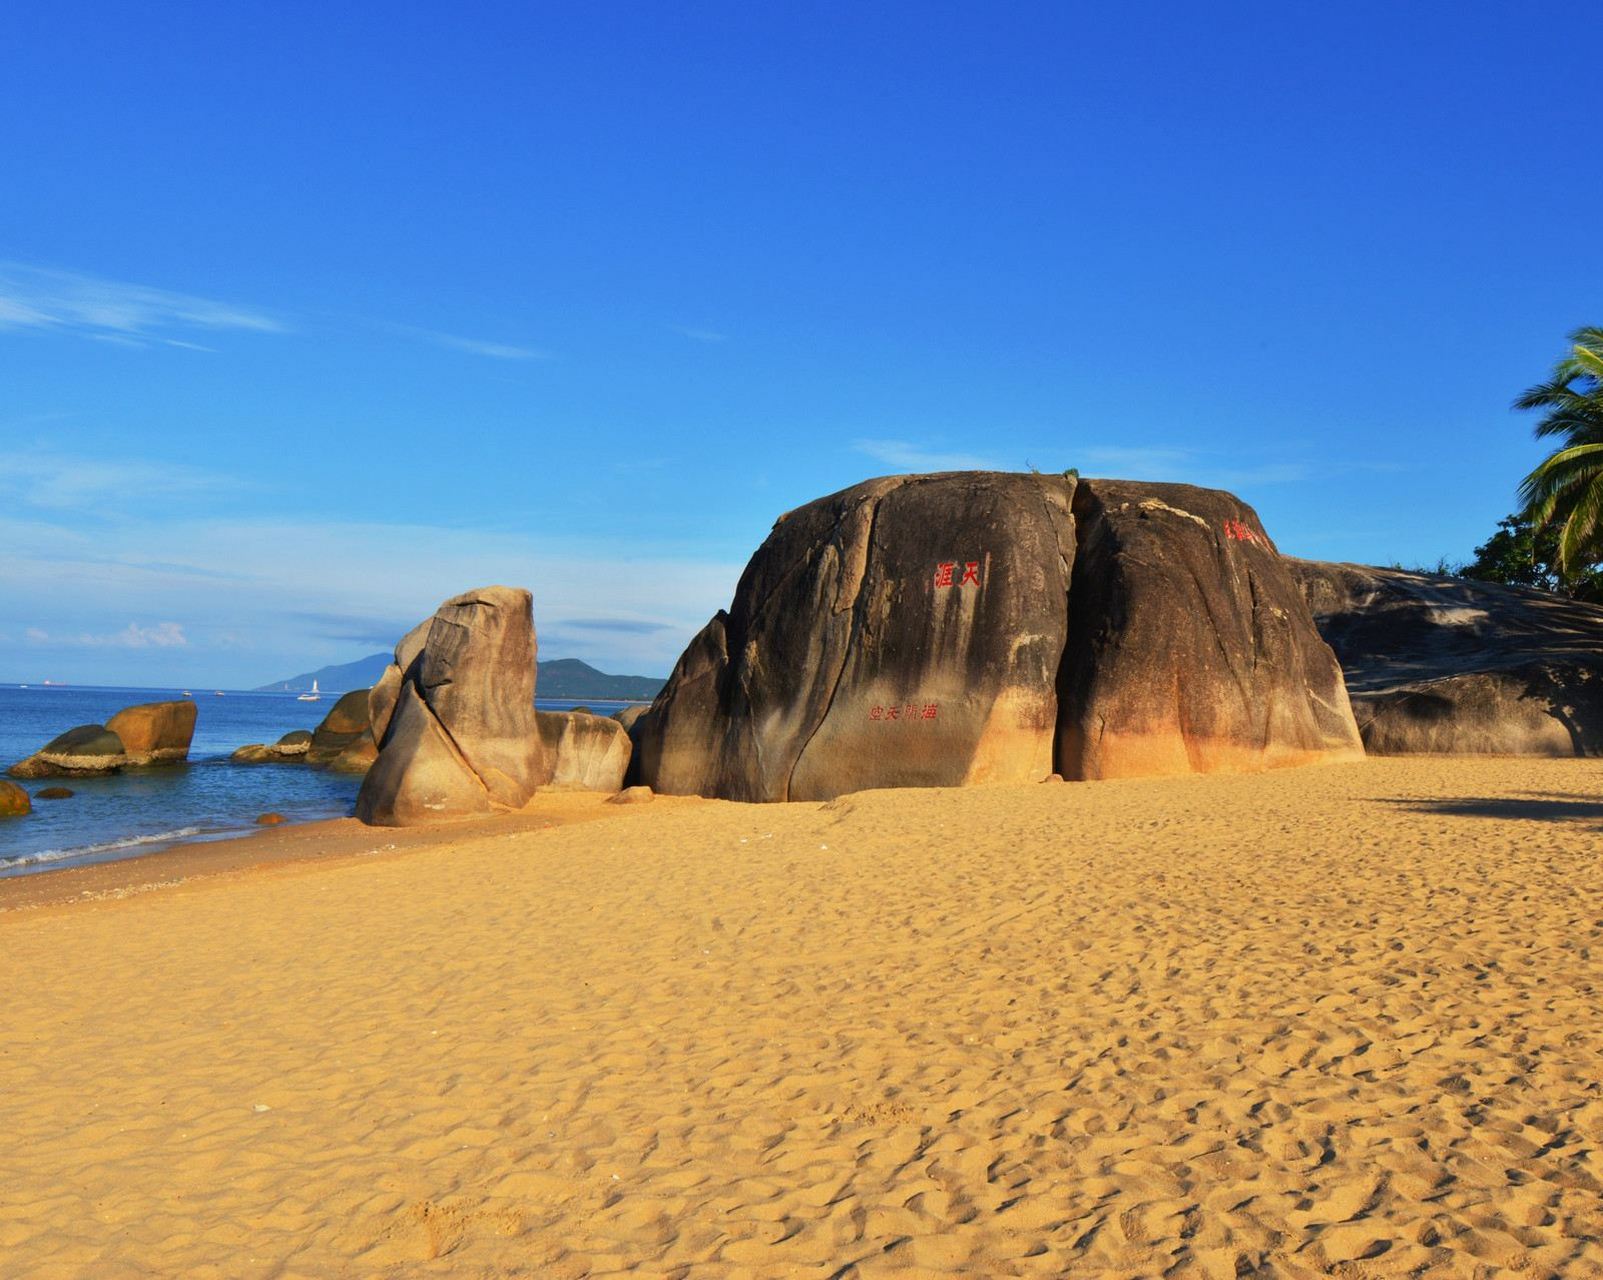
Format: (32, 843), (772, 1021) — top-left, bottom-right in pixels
(257, 654), (664, 701)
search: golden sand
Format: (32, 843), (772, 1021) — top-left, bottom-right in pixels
(3, 758), (1602, 1278)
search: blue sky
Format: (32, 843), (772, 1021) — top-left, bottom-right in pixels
(2, 2), (1596, 687)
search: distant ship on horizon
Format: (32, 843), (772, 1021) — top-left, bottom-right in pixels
(297, 679), (321, 703)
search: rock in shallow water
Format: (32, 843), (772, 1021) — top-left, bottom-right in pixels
(8, 724), (128, 779)
(35, 787), (74, 800)
(0, 780), (31, 817)
(105, 700), (196, 766)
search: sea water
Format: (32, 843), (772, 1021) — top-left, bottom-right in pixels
(0, 685), (634, 877)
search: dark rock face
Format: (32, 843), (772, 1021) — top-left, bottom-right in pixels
(535, 711), (632, 791)
(105, 700), (197, 766)
(357, 586), (544, 825)
(35, 787), (74, 800)
(326, 730), (378, 775)
(0, 780), (30, 817)
(1289, 560), (1603, 755)
(633, 473), (1080, 800)
(633, 473), (1363, 800)
(308, 690), (371, 764)
(8, 724), (128, 779)
(1058, 481), (1363, 779)
(612, 704), (649, 732)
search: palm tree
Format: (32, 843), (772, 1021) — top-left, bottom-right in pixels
(1516, 326), (1603, 572)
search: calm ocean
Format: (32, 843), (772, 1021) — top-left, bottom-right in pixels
(0, 685), (632, 877)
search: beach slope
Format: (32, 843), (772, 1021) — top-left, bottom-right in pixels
(3, 760), (1602, 1277)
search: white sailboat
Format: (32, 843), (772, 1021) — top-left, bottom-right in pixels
(297, 679), (321, 702)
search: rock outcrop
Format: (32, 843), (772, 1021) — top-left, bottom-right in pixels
(612, 704), (650, 732)
(631, 472), (1363, 800)
(232, 729), (314, 764)
(536, 710), (632, 791)
(357, 587), (544, 825)
(0, 780), (30, 816)
(105, 700), (197, 766)
(326, 730), (379, 775)
(632, 472), (1082, 800)
(8, 725), (128, 779)
(1289, 560), (1603, 755)
(1058, 481), (1363, 778)
(307, 690), (371, 764)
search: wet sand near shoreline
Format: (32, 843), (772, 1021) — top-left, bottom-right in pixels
(3, 758), (1602, 1278)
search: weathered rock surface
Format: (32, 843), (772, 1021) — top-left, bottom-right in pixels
(612, 704), (650, 732)
(536, 711), (632, 791)
(8, 725), (128, 779)
(633, 472), (1363, 800)
(105, 700), (196, 766)
(357, 587), (544, 825)
(1289, 560), (1603, 755)
(308, 690), (371, 764)
(326, 729), (378, 775)
(1058, 481), (1363, 779)
(232, 732), (310, 764)
(632, 472), (1081, 801)
(0, 780), (30, 816)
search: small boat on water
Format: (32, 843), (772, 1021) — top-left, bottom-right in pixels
(297, 679), (322, 703)
(214, 690), (225, 696)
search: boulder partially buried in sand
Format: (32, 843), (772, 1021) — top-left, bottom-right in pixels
(0, 780), (30, 817)
(536, 710), (632, 791)
(8, 725), (128, 779)
(357, 586), (544, 825)
(1289, 559), (1603, 755)
(632, 472), (1080, 801)
(631, 472), (1363, 800)
(1058, 480), (1363, 778)
(105, 700), (197, 766)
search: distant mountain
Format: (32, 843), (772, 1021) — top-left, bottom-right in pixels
(257, 654), (664, 701)
(535, 659), (664, 701)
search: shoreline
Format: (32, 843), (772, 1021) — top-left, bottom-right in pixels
(0, 792), (660, 914)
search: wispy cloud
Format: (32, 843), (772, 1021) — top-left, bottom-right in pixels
(0, 262), (283, 342)
(852, 438), (1005, 473)
(672, 325), (728, 344)
(25, 621), (188, 649)
(0, 452), (236, 513)
(386, 322), (551, 361)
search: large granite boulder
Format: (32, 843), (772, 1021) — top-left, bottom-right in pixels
(0, 780), (30, 817)
(536, 710), (632, 791)
(1289, 560), (1603, 755)
(106, 700), (197, 766)
(632, 473), (1363, 800)
(612, 704), (650, 732)
(8, 725), (128, 779)
(307, 689), (371, 764)
(357, 586), (544, 825)
(1058, 480), (1363, 778)
(632, 471), (1080, 800)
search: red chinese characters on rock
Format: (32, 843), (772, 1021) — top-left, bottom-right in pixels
(934, 560), (982, 588)
(868, 702), (940, 722)
(1222, 519), (1262, 546)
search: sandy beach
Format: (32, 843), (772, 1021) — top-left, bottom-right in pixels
(4, 758), (1602, 1278)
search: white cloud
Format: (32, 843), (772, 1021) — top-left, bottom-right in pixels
(385, 322), (551, 361)
(0, 262), (283, 341)
(25, 622), (188, 649)
(852, 438), (1006, 473)
(672, 325), (728, 344)
(0, 452), (235, 512)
